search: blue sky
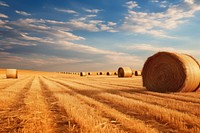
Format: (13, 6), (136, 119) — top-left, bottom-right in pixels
(0, 0), (200, 72)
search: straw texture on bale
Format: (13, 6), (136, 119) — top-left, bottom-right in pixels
(6, 69), (18, 79)
(135, 70), (142, 76)
(118, 67), (133, 78)
(80, 72), (86, 76)
(106, 72), (112, 75)
(142, 52), (200, 92)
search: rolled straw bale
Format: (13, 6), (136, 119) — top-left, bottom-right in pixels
(6, 69), (18, 79)
(100, 72), (104, 75)
(118, 67), (133, 78)
(135, 70), (142, 76)
(114, 72), (118, 75)
(142, 52), (200, 92)
(106, 72), (112, 76)
(88, 72), (92, 75)
(80, 72), (86, 76)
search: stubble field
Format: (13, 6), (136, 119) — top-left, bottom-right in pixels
(0, 69), (200, 133)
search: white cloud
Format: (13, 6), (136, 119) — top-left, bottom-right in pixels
(15, 10), (31, 16)
(83, 8), (102, 13)
(121, 1), (200, 38)
(151, 0), (159, 3)
(0, 52), (85, 68)
(123, 44), (200, 56)
(0, 1), (9, 7)
(184, 0), (194, 5)
(0, 13), (8, 18)
(55, 8), (78, 14)
(0, 20), (12, 29)
(108, 21), (117, 26)
(126, 1), (139, 9)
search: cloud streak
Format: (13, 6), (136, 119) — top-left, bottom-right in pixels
(121, 1), (200, 38)
(0, 1), (9, 7)
(55, 8), (78, 14)
(15, 10), (31, 16)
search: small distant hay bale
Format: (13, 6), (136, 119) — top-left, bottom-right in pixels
(80, 72), (86, 76)
(6, 69), (18, 79)
(97, 72), (99, 75)
(135, 70), (142, 76)
(142, 51), (200, 92)
(88, 72), (92, 75)
(118, 67), (133, 78)
(106, 72), (112, 76)
(114, 72), (118, 75)
(100, 72), (104, 75)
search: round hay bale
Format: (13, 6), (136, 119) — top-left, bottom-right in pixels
(118, 67), (133, 78)
(100, 72), (104, 75)
(114, 72), (118, 75)
(106, 72), (112, 76)
(88, 72), (92, 75)
(142, 52), (200, 92)
(80, 72), (86, 76)
(6, 69), (18, 79)
(135, 70), (142, 76)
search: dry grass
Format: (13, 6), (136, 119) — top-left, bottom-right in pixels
(0, 69), (200, 132)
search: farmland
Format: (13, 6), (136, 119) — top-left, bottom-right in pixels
(0, 69), (200, 133)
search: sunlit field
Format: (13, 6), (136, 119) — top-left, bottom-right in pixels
(0, 69), (200, 133)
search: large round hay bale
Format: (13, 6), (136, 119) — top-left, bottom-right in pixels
(80, 72), (86, 76)
(106, 72), (112, 76)
(142, 52), (200, 92)
(135, 70), (142, 76)
(6, 69), (18, 79)
(118, 67), (132, 78)
(88, 72), (92, 75)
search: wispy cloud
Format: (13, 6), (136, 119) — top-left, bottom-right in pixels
(55, 8), (78, 14)
(15, 10), (31, 16)
(83, 8), (102, 13)
(0, 13), (8, 18)
(0, 1), (9, 7)
(121, 1), (200, 38)
(126, 1), (139, 9)
(123, 44), (200, 56)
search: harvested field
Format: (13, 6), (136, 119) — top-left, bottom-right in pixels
(0, 69), (200, 133)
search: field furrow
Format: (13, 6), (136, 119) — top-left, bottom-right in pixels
(0, 77), (34, 132)
(47, 77), (200, 133)
(40, 76), (130, 133)
(43, 76), (159, 133)
(39, 77), (80, 133)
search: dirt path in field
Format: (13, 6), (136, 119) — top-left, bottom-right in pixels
(46, 76), (200, 133)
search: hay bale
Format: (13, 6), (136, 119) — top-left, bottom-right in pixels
(100, 72), (104, 75)
(135, 70), (142, 76)
(80, 72), (86, 76)
(6, 69), (18, 79)
(142, 52), (200, 92)
(88, 72), (92, 75)
(118, 67), (133, 78)
(106, 72), (112, 76)
(114, 72), (118, 75)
